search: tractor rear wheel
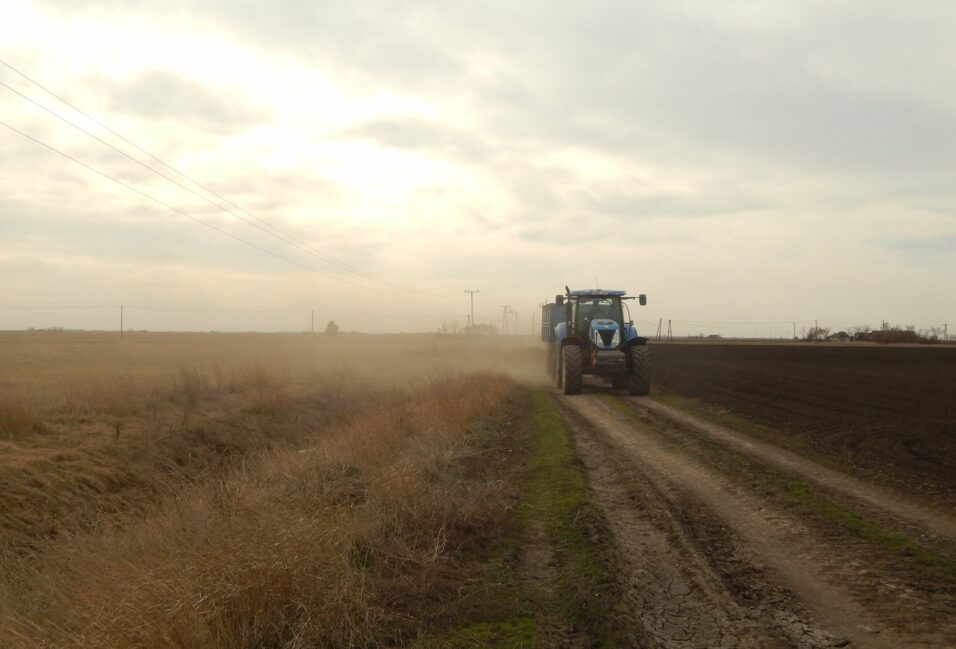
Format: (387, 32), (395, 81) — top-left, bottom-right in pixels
(628, 346), (650, 395)
(562, 345), (583, 395)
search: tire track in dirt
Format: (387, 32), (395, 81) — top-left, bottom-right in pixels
(631, 396), (956, 544)
(560, 392), (951, 648)
(568, 412), (836, 648)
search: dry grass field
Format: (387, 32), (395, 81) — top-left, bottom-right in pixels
(0, 331), (542, 547)
(0, 331), (563, 648)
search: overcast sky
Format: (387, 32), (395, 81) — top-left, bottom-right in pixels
(1, 1), (954, 335)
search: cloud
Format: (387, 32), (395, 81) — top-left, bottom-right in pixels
(346, 118), (489, 164)
(876, 235), (956, 261)
(42, 2), (956, 176)
(94, 69), (265, 134)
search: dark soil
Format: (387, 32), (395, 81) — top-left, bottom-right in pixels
(650, 343), (956, 506)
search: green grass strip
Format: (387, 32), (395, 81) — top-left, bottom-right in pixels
(439, 619), (537, 648)
(779, 477), (956, 580)
(430, 390), (621, 647)
(526, 390), (618, 647)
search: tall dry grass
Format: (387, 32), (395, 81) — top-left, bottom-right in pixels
(0, 373), (513, 648)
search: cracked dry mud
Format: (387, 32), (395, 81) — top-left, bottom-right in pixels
(555, 389), (956, 649)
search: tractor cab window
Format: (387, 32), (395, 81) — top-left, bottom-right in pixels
(574, 298), (621, 330)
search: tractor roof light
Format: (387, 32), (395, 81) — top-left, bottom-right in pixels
(568, 289), (626, 297)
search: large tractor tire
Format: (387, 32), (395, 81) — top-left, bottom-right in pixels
(628, 346), (651, 395)
(562, 345), (583, 395)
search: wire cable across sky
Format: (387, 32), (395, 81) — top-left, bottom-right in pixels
(0, 57), (456, 298)
(0, 118), (447, 299)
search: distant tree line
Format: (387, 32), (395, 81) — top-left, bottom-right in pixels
(434, 321), (499, 335)
(803, 323), (947, 344)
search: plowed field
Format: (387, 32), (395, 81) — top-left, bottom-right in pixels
(650, 343), (956, 507)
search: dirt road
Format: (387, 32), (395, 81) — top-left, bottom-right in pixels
(554, 387), (956, 649)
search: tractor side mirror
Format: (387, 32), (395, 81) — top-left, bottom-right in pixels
(556, 295), (564, 305)
(639, 294), (647, 306)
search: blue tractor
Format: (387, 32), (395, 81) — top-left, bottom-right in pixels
(541, 287), (650, 395)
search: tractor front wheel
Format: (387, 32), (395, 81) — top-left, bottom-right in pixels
(628, 346), (651, 395)
(562, 345), (583, 395)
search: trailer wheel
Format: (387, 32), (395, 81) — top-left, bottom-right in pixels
(554, 346), (563, 389)
(547, 344), (558, 381)
(562, 345), (583, 395)
(628, 346), (651, 395)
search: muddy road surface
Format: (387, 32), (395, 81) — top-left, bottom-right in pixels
(553, 387), (956, 649)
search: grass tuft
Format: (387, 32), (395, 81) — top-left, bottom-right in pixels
(0, 398), (45, 439)
(441, 618), (537, 648)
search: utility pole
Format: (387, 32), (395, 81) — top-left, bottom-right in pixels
(513, 309), (519, 336)
(656, 318), (663, 342)
(500, 305), (511, 335)
(464, 289), (479, 330)
(667, 319), (673, 342)
(945, 323), (949, 341)
(120, 305), (124, 340)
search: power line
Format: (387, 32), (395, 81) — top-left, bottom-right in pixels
(0, 59), (435, 296)
(0, 74), (437, 298)
(126, 306), (307, 313)
(0, 305), (116, 310)
(0, 79), (314, 259)
(675, 319), (814, 325)
(0, 119), (429, 298)
(5, 303), (949, 332)
(0, 303), (486, 322)
(0, 58), (453, 298)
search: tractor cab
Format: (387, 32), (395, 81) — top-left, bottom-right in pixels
(572, 294), (625, 343)
(567, 289), (627, 340)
